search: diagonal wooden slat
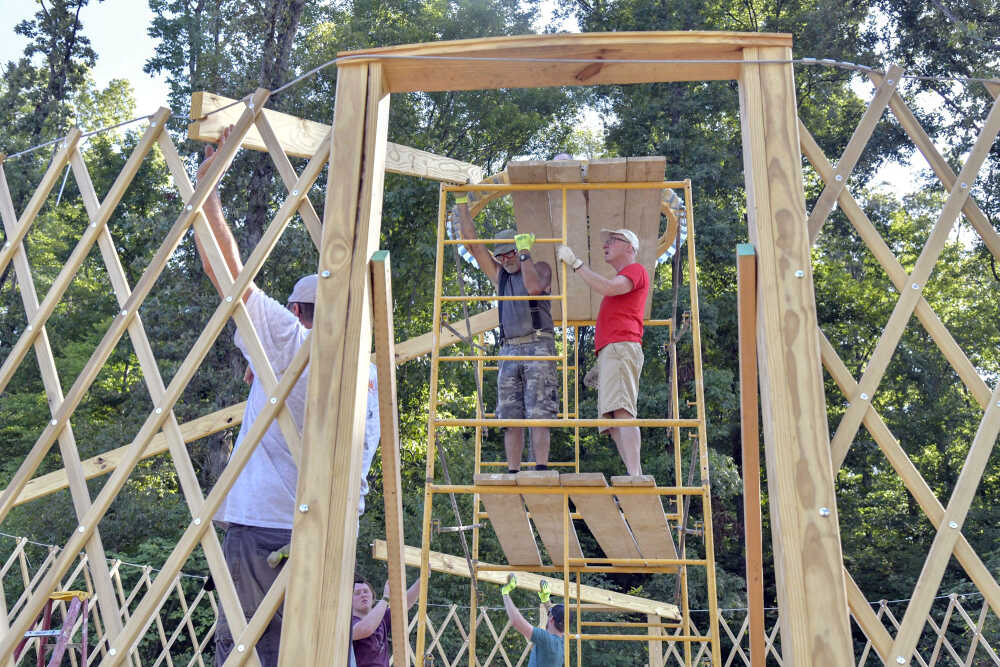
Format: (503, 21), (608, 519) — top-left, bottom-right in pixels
(68, 139), (262, 667)
(0, 158), (125, 651)
(0, 90), (275, 662)
(799, 121), (991, 409)
(889, 382), (1000, 662)
(828, 95), (1000, 467)
(818, 330), (1000, 619)
(870, 70), (1000, 261)
(0, 129), (81, 277)
(807, 64), (903, 241)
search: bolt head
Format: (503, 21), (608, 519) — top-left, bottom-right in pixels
(78, 525), (86, 533)
(819, 507), (831, 517)
(321, 270), (331, 278)
(292, 189), (299, 196)
(887, 79), (895, 85)
(26, 325), (33, 331)
(194, 518), (201, 525)
(960, 182), (968, 189)
(237, 644), (245, 652)
(155, 407), (162, 414)
(859, 393), (869, 401)
(225, 295), (233, 302)
(109, 649), (117, 656)
(835, 174), (843, 182)
(299, 504), (309, 512)
(949, 520), (958, 529)
(270, 397), (278, 405)
(51, 419), (58, 426)
(121, 309), (128, 316)
(794, 270), (805, 278)
(896, 657), (905, 665)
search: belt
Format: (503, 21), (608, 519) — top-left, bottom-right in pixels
(501, 330), (555, 346)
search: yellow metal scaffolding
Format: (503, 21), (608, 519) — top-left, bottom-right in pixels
(416, 179), (720, 667)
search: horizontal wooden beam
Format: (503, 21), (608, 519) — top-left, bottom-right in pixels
(372, 539), (680, 619)
(12, 308), (499, 506)
(336, 32), (792, 92)
(189, 92), (483, 184)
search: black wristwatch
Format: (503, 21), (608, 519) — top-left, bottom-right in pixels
(519, 252), (531, 262)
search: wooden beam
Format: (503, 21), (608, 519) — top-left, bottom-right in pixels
(371, 540), (680, 620)
(281, 62), (390, 666)
(738, 47), (853, 664)
(370, 250), (409, 667)
(189, 91), (482, 184)
(736, 244), (765, 667)
(334, 32), (793, 92)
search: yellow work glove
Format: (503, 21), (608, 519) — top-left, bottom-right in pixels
(538, 579), (551, 604)
(501, 574), (517, 596)
(514, 233), (535, 252)
(454, 194), (468, 205)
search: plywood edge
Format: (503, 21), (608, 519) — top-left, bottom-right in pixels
(516, 470), (561, 486)
(610, 474), (656, 487)
(561, 472), (608, 487)
(475, 473), (518, 486)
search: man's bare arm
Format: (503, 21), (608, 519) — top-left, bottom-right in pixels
(574, 265), (634, 297)
(455, 202), (500, 284)
(503, 593), (535, 641)
(520, 259), (551, 296)
(194, 126), (254, 303)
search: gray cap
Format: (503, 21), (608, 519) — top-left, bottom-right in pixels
(492, 229), (517, 256)
(287, 274), (318, 304)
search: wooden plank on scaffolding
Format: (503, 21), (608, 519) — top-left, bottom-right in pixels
(370, 250), (409, 667)
(189, 91), (483, 183)
(586, 158), (627, 318)
(281, 63), (390, 665)
(475, 474), (542, 566)
(507, 160), (559, 318)
(517, 471), (582, 565)
(738, 46), (853, 664)
(372, 541), (680, 619)
(336, 32), (793, 93)
(562, 473), (641, 561)
(610, 476), (678, 570)
(625, 157), (664, 318)
(545, 160), (586, 321)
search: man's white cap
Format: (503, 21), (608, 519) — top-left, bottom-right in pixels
(288, 274), (318, 304)
(601, 228), (639, 252)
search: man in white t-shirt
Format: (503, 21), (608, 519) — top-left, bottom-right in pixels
(196, 130), (380, 666)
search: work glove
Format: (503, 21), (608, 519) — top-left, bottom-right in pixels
(583, 364), (599, 389)
(557, 245), (584, 271)
(514, 233), (535, 252)
(266, 543), (290, 568)
(501, 574), (517, 596)
(538, 579), (551, 604)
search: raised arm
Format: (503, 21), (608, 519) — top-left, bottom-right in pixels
(573, 264), (633, 297)
(194, 126), (254, 303)
(503, 592), (535, 641)
(455, 200), (500, 284)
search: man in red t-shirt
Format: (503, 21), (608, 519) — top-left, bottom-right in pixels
(557, 229), (649, 475)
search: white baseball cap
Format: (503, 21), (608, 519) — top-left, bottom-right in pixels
(287, 274), (318, 304)
(601, 228), (639, 252)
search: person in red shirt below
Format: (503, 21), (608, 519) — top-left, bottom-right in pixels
(557, 229), (650, 476)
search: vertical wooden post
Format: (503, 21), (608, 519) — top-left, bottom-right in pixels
(280, 62), (390, 666)
(738, 47), (853, 665)
(647, 614), (664, 667)
(737, 243), (765, 666)
(371, 250), (410, 667)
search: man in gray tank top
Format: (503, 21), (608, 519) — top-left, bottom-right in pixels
(454, 198), (559, 473)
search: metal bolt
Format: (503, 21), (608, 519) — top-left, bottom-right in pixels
(237, 645), (245, 653)
(155, 408), (162, 414)
(996, 401), (1000, 408)
(225, 295), (233, 302)
(819, 507), (830, 517)
(859, 393), (869, 400)
(299, 504), (309, 513)
(150, 121), (157, 127)
(887, 79), (895, 85)
(51, 419), (58, 426)
(194, 518), (201, 526)
(911, 283), (920, 290)
(960, 182), (968, 189)
(91, 222), (97, 228)
(186, 204), (193, 211)
(291, 189), (299, 196)
(269, 397), (278, 405)
(948, 521), (958, 529)
(78, 525), (86, 533)
(896, 657), (905, 665)
(835, 174), (843, 182)
(26, 325), (33, 332)
(109, 649), (117, 657)
(248, 102), (255, 110)
(321, 270), (331, 278)
(794, 270), (805, 278)
(4, 242), (10, 249)
(121, 308), (128, 316)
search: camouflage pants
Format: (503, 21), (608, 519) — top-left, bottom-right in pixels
(496, 339), (559, 420)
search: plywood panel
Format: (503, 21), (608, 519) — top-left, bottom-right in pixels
(507, 161), (560, 320)
(561, 473), (640, 561)
(611, 476), (677, 570)
(585, 158), (627, 319)
(475, 474), (542, 566)
(626, 157), (665, 318)
(545, 161), (587, 321)
(517, 471), (582, 565)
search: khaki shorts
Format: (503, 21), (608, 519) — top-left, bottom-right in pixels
(597, 341), (643, 432)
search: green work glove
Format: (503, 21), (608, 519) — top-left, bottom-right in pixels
(501, 574), (517, 596)
(538, 579), (551, 604)
(514, 233), (535, 252)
